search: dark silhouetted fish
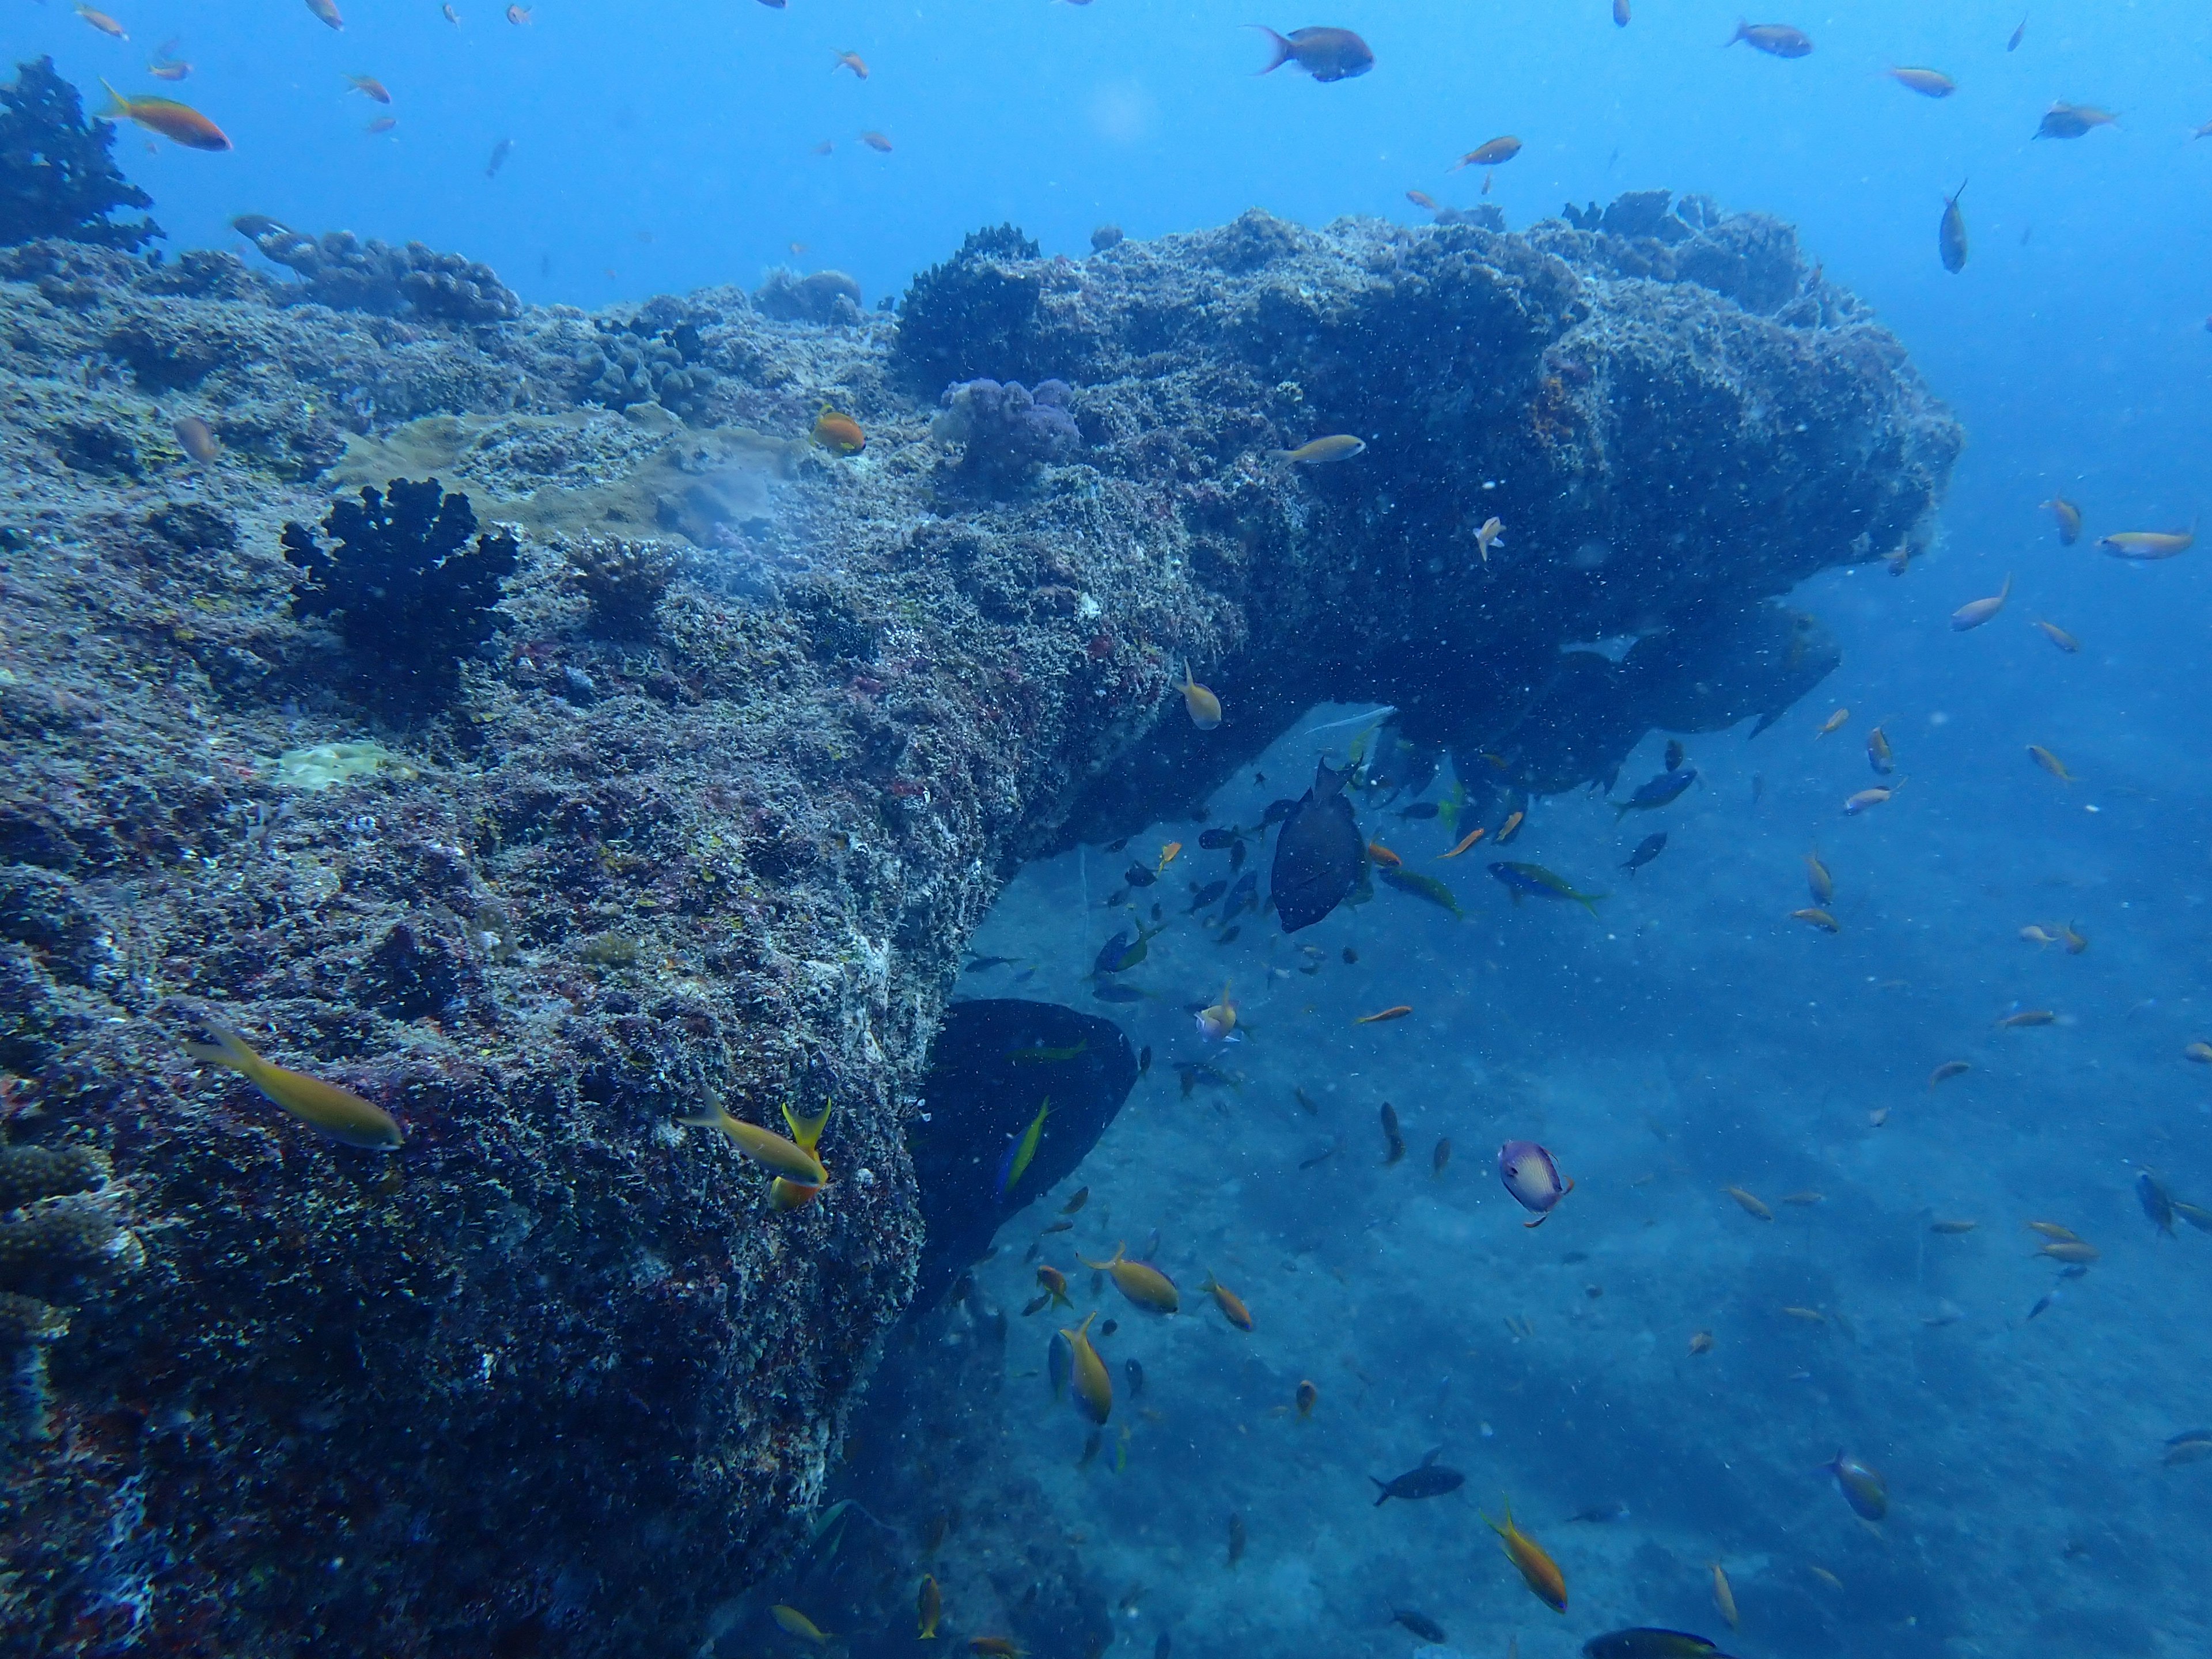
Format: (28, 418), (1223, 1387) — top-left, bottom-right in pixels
(1185, 879), (1228, 913)
(1392, 1611), (1447, 1644)
(1272, 760), (1363, 932)
(1582, 1632), (1739, 1659)
(1940, 179), (1968, 273)
(1219, 870), (1259, 922)
(1371, 1449), (1464, 1503)
(1261, 797), (1300, 827)
(1622, 833), (1667, 874)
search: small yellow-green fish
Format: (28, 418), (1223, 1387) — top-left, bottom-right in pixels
(1496, 810), (1525, 843)
(1950, 573), (2011, 630)
(1929, 1060), (1970, 1086)
(1823, 1451), (1887, 1521)
(1296, 1378), (1318, 1418)
(812, 405), (865, 455)
(679, 1099), (828, 1184)
(1201, 1272), (1254, 1331)
(1438, 826), (1486, 859)
(2097, 528), (2194, 560)
(1177, 664), (1222, 729)
(772, 1605), (830, 1644)
(1725, 1185), (1774, 1221)
(769, 1176), (822, 1211)
(2162, 1431), (2212, 1466)
(1790, 907), (1839, 934)
(1816, 707), (1849, 737)
(1804, 850), (1834, 905)
(918, 1575), (941, 1639)
(2175, 1201), (2212, 1232)
(1866, 725), (1893, 775)
(1997, 1009), (2055, 1028)
(996, 1097), (1049, 1198)
(2033, 620), (2079, 653)
(2027, 744), (2074, 782)
(1009, 1039), (1087, 1064)
(1081, 1243), (1180, 1313)
(2027, 1221), (2078, 1241)
(184, 1022), (404, 1149)
(1782, 1190), (1824, 1206)
(2043, 497), (2082, 544)
(2039, 1240), (2099, 1264)
(1484, 1499), (1566, 1611)
(1887, 66), (1955, 97)
(1061, 1310), (1113, 1423)
(1272, 434), (1366, 465)
(100, 81), (232, 150)
(1808, 1564), (1843, 1591)
(1710, 1563), (1738, 1628)
(2059, 921), (2087, 955)
(1453, 135), (1522, 169)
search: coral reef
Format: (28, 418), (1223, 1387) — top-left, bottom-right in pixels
(930, 377), (1083, 484)
(576, 309), (716, 415)
(243, 222), (521, 323)
(562, 534), (682, 636)
(0, 58), (158, 253)
(0, 191), (1954, 1657)
(0, 1143), (102, 1213)
(282, 478), (520, 717)
(753, 267), (865, 326)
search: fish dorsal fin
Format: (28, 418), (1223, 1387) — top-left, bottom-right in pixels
(783, 1099), (834, 1152)
(1420, 1446), (1442, 1467)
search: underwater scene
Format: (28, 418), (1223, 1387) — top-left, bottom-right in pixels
(1, 1), (2210, 1657)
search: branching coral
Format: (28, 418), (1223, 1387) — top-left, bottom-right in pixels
(243, 223), (520, 323)
(930, 378), (1082, 484)
(563, 535), (681, 636)
(283, 478), (519, 718)
(0, 57), (159, 252)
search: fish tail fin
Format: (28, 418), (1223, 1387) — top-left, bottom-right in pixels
(1370, 1478), (1391, 1505)
(1724, 18), (1744, 45)
(783, 1099), (833, 1152)
(1612, 802), (1631, 821)
(1249, 25), (1293, 73)
(182, 1021), (256, 1076)
(97, 78), (131, 119)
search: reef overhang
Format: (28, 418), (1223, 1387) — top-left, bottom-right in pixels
(0, 190), (1956, 1656)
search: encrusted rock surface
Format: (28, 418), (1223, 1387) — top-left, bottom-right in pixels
(0, 197), (1957, 1655)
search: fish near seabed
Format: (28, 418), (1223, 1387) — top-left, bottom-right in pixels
(1729, 21), (1813, 57)
(1272, 759), (1363, 933)
(1823, 1451), (1888, 1520)
(1498, 1140), (1573, 1226)
(1272, 434), (1366, 465)
(1488, 862), (1605, 916)
(1486, 1499), (1567, 1612)
(679, 1097), (830, 1185)
(2138, 1170), (2177, 1235)
(918, 1575), (942, 1639)
(1081, 1241), (1180, 1313)
(1939, 180), (1969, 274)
(1371, 1449), (1465, 1504)
(1250, 25), (1374, 82)
(1950, 573), (2010, 630)
(1455, 137), (1523, 170)
(1582, 1633), (1740, 1659)
(184, 1022), (404, 1149)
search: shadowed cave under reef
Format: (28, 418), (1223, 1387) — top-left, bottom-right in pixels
(0, 172), (1956, 1657)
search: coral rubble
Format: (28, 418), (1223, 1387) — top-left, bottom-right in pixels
(0, 188), (1956, 1657)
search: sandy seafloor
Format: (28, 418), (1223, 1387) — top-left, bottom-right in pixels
(878, 655), (2212, 1659)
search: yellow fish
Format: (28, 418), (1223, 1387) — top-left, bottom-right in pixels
(1177, 664), (1222, 730)
(1484, 1499), (1566, 1611)
(1816, 708), (1849, 737)
(2027, 744), (2074, 782)
(772, 1605), (830, 1644)
(184, 1022), (404, 1149)
(2033, 619), (2079, 653)
(1866, 725), (1893, 775)
(1790, 907), (1839, 934)
(2059, 921), (2087, 955)
(679, 1098), (829, 1185)
(1061, 1310), (1113, 1423)
(1725, 1185), (1774, 1221)
(812, 405), (866, 456)
(1950, 573), (2011, 630)
(2042, 497), (2082, 544)
(77, 5), (128, 39)
(100, 81), (231, 150)
(1081, 1241), (1180, 1313)
(918, 1575), (941, 1639)
(1711, 1562), (1739, 1628)
(1200, 1272), (1254, 1331)
(1157, 840), (1182, 873)
(2097, 527), (2194, 560)
(2039, 1239), (2099, 1264)
(1804, 849), (1834, 905)
(1271, 434), (1366, 465)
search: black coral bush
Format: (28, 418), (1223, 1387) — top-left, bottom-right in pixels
(283, 478), (517, 719)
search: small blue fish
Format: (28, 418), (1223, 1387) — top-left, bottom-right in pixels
(1048, 1328), (1073, 1399)
(1621, 832), (1667, 874)
(1612, 767), (1697, 820)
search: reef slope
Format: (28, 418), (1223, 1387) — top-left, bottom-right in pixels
(0, 199), (1956, 1654)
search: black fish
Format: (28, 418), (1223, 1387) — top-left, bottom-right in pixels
(1123, 862), (1157, 889)
(1392, 1611), (1448, 1644)
(1124, 1358), (1146, 1398)
(1261, 797), (1300, 827)
(1297, 1143), (1336, 1171)
(1225, 1512), (1245, 1567)
(1396, 801), (1439, 819)
(1613, 767), (1697, 820)
(1228, 838), (1247, 871)
(1380, 1101), (1406, 1165)
(1370, 1449), (1463, 1504)
(1198, 827), (1243, 850)
(964, 953), (1023, 974)
(1271, 760), (1363, 933)
(1664, 738), (1687, 771)
(1582, 1631), (1738, 1659)
(1940, 179), (1968, 274)
(1187, 879), (1228, 913)
(1215, 926), (1240, 945)
(1219, 870), (1259, 922)
(1621, 832), (1668, 874)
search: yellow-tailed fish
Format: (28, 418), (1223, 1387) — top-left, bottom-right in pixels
(1816, 708), (1849, 737)
(1272, 434), (1366, 465)
(2098, 528), (2193, 560)
(77, 5), (128, 39)
(1062, 1310), (1113, 1422)
(997, 1097), (1049, 1199)
(1804, 850), (1834, 904)
(1080, 1241), (1179, 1313)
(100, 81), (231, 150)
(772, 1605), (830, 1644)
(679, 1099), (828, 1184)
(1475, 516), (1505, 562)
(1710, 1562), (1738, 1628)
(184, 1022), (403, 1149)
(918, 1575), (941, 1639)
(1176, 664), (1222, 729)
(1950, 573), (2011, 631)
(2027, 744), (2074, 782)
(1484, 1499), (1566, 1611)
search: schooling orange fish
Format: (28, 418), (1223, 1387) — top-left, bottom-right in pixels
(1438, 827), (1486, 859)
(1484, 1500), (1566, 1611)
(1367, 842), (1402, 868)
(101, 82), (231, 150)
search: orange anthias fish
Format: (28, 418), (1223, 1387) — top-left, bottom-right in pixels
(861, 130), (894, 152)
(77, 5), (128, 39)
(346, 74), (392, 103)
(1453, 136), (1522, 170)
(2042, 497), (2082, 544)
(812, 405), (865, 455)
(1406, 189), (1438, 212)
(835, 51), (869, 78)
(1080, 1242), (1180, 1313)
(1355, 1005), (1412, 1025)
(1438, 827), (1486, 859)
(1156, 840), (1182, 873)
(1200, 1273), (1255, 1331)
(1484, 1501), (1566, 1611)
(1367, 841), (1402, 868)
(100, 82), (232, 151)
(2027, 744), (2074, 782)
(1816, 707), (1849, 736)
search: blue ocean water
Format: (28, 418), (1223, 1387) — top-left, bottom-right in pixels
(24, 0), (2212, 1651)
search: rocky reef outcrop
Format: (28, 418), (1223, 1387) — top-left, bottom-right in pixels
(0, 176), (1956, 1657)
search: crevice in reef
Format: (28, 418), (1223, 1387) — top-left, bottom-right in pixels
(0, 171), (1956, 1654)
